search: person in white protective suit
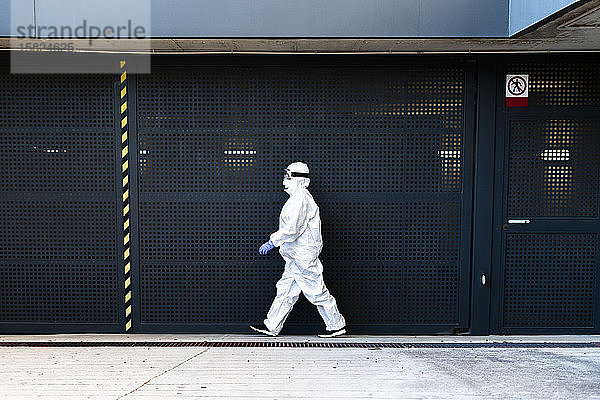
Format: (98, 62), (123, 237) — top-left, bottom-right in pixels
(250, 162), (347, 338)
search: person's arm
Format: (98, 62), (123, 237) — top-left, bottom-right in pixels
(269, 194), (309, 247)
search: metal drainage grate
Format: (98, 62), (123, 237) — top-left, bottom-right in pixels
(0, 341), (599, 348)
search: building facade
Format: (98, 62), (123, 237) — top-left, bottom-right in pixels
(0, 1), (599, 334)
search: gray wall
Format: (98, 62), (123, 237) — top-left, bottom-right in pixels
(0, 0), (8, 36)
(0, 0), (580, 38)
(147, 0), (508, 37)
(4, 0), (508, 37)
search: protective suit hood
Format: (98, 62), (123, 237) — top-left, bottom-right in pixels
(283, 162), (310, 195)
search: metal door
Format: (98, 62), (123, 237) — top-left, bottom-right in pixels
(492, 57), (600, 334)
(133, 56), (475, 333)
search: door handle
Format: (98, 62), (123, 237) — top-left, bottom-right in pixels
(507, 219), (530, 224)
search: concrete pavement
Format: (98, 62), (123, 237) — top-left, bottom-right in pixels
(1, 334), (600, 399)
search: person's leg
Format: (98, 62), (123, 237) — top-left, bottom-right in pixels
(263, 269), (302, 335)
(293, 258), (346, 331)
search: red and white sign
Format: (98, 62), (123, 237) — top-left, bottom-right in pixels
(506, 74), (529, 107)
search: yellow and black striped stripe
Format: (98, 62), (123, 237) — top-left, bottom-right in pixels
(120, 60), (132, 332)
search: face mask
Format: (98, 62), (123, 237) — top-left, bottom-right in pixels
(283, 178), (298, 194)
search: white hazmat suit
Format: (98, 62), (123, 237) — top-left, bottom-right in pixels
(262, 162), (346, 335)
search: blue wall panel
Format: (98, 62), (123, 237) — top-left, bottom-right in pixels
(420, 0), (508, 37)
(2, 0), (509, 38)
(0, 1), (582, 40)
(509, 0), (577, 35)
(2, 0), (34, 37)
(0, 0), (9, 36)
(148, 0), (422, 37)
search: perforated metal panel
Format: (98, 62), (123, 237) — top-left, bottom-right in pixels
(0, 264), (118, 323)
(136, 60), (472, 331)
(507, 61), (600, 107)
(0, 200), (115, 260)
(0, 75), (114, 129)
(508, 120), (600, 218)
(503, 233), (596, 328)
(498, 58), (600, 333)
(0, 73), (120, 328)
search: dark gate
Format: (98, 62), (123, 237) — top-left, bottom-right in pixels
(0, 70), (123, 332)
(492, 57), (600, 334)
(133, 57), (474, 333)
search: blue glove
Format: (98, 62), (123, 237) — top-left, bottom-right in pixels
(259, 240), (275, 255)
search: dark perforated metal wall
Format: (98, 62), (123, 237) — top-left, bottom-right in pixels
(1, 55), (599, 335)
(493, 58), (600, 333)
(135, 59), (474, 333)
(0, 72), (122, 330)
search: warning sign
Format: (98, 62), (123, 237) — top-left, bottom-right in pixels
(506, 74), (529, 107)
